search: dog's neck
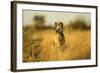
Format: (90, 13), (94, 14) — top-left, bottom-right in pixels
(56, 31), (63, 35)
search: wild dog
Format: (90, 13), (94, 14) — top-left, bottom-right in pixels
(53, 22), (65, 50)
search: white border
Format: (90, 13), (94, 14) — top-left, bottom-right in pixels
(17, 3), (96, 69)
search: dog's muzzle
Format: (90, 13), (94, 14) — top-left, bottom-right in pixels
(56, 28), (63, 33)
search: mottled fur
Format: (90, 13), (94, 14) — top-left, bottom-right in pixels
(53, 22), (65, 50)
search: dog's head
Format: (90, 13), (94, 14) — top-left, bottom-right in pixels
(55, 22), (64, 33)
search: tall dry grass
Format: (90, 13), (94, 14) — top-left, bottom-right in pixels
(23, 26), (91, 62)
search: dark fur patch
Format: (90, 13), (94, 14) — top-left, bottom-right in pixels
(55, 22), (65, 46)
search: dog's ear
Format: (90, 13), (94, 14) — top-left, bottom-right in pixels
(60, 22), (63, 27)
(55, 22), (57, 27)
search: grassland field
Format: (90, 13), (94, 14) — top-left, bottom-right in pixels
(23, 26), (91, 62)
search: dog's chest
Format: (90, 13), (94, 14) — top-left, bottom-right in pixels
(54, 33), (65, 46)
(54, 34), (59, 43)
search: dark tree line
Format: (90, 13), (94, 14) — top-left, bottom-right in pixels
(68, 18), (91, 30)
